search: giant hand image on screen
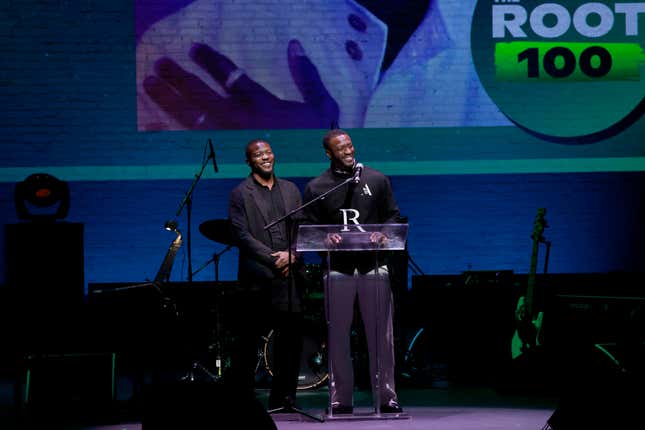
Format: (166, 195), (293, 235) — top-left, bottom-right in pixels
(135, 0), (511, 131)
(6, 0), (645, 185)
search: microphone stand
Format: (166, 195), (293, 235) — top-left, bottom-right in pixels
(265, 174), (358, 231)
(175, 141), (217, 283)
(183, 244), (234, 382)
(263, 173), (356, 422)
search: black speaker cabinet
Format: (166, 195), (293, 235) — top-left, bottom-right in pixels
(5, 221), (84, 351)
(5, 222), (84, 310)
(407, 271), (516, 384)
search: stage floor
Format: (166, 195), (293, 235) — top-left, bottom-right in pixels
(78, 407), (556, 430)
(2, 377), (559, 430)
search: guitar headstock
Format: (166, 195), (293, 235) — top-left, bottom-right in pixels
(531, 208), (547, 243)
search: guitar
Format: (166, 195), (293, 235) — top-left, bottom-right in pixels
(149, 229), (183, 314)
(153, 230), (183, 288)
(511, 208), (547, 360)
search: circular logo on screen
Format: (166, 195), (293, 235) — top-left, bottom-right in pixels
(471, 0), (645, 143)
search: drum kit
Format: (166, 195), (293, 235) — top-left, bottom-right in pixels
(196, 219), (329, 391)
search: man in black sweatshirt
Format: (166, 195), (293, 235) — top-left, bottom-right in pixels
(303, 129), (403, 416)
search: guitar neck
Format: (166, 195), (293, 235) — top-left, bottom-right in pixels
(525, 239), (540, 317)
(154, 234), (183, 285)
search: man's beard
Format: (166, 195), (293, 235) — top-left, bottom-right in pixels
(255, 168), (273, 180)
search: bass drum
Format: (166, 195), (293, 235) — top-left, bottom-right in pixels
(263, 328), (329, 390)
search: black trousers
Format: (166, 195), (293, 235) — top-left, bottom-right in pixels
(324, 268), (398, 408)
(225, 284), (303, 407)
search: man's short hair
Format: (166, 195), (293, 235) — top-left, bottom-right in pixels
(322, 129), (349, 150)
(245, 138), (269, 160)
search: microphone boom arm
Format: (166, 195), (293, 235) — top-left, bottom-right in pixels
(264, 174), (356, 231)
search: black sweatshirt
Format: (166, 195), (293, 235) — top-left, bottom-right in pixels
(303, 164), (401, 274)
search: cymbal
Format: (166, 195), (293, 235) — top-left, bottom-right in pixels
(199, 219), (233, 245)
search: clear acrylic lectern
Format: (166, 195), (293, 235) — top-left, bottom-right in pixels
(296, 223), (409, 420)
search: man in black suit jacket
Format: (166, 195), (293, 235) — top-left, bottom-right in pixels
(228, 138), (304, 410)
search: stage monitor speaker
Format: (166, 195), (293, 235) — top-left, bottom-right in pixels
(24, 352), (116, 426)
(141, 380), (277, 429)
(545, 370), (642, 430)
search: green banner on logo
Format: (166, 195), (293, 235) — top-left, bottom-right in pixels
(495, 42), (645, 81)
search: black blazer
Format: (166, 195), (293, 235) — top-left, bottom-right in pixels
(229, 175), (303, 286)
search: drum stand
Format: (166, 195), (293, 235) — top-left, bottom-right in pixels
(182, 245), (232, 382)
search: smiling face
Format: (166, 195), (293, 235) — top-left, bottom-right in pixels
(246, 140), (275, 180)
(325, 132), (355, 171)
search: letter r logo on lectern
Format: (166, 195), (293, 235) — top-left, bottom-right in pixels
(340, 209), (366, 232)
